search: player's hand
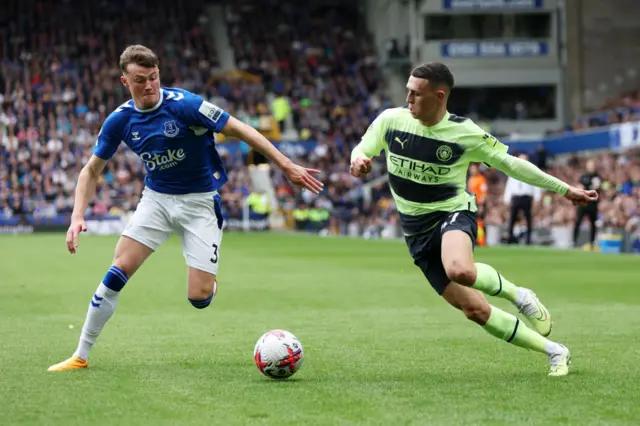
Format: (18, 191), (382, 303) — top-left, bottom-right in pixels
(283, 163), (324, 194)
(564, 186), (598, 206)
(66, 216), (87, 254)
(350, 157), (372, 178)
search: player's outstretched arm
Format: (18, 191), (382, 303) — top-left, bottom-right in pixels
(488, 151), (598, 206)
(220, 117), (323, 194)
(67, 155), (108, 254)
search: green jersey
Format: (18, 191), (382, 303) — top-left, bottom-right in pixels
(352, 108), (569, 235)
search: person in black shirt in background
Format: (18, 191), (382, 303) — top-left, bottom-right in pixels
(573, 159), (601, 249)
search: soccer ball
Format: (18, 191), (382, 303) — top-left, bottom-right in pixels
(253, 329), (304, 379)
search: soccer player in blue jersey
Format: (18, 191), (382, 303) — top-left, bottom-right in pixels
(48, 45), (323, 372)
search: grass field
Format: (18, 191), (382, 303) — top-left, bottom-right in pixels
(1, 232), (639, 425)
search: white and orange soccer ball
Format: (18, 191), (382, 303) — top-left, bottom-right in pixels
(253, 330), (304, 379)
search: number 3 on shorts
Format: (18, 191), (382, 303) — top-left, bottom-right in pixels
(210, 243), (219, 264)
(441, 212), (459, 231)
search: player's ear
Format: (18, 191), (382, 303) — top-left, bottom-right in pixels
(120, 75), (128, 88)
(434, 89), (446, 101)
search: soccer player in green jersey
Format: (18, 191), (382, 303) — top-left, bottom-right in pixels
(350, 62), (598, 377)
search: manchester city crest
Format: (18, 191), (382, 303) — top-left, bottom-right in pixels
(436, 145), (453, 162)
(163, 120), (179, 138)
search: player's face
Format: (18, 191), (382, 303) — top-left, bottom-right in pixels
(406, 76), (446, 122)
(121, 64), (161, 110)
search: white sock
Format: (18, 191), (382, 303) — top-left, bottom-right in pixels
(544, 342), (565, 356)
(73, 283), (120, 360)
(515, 288), (527, 308)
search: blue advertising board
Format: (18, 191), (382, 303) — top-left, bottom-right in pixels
(443, 0), (544, 10)
(441, 41), (549, 58)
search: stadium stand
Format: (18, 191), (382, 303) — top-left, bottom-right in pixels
(482, 148), (640, 240)
(220, 1), (396, 235)
(1, 0), (218, 224)
(0, 0), (638, 253)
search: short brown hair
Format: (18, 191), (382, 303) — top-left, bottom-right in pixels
(119, 45), (159, 73)
(411, 62), (454, 91)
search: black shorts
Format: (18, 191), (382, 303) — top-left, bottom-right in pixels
(404, 211), (478, 295)
(577, 203), (598, 220)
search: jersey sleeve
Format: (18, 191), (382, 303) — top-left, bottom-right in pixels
(351, 110), (389, 161)
(465, 129), (510, 168)
(465, 129), (569, 195)
(93, 111), (123, 160)
(180, 91), (230, 133)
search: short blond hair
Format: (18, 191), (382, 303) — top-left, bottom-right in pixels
(119, 45), (159, 73)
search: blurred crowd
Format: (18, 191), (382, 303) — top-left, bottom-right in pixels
(564, 88), (640, 133)
(481, 147), (640, 238)
(213, 0), (395, 234)
(1, 0), (639, 244)
(0, 0), (396, 232)
(1, 0), (218, 221)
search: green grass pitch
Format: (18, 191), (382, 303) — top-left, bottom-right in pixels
(1, 232), (639, 425)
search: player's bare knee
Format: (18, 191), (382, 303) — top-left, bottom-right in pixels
(461, 301), (491, 325)
(188, 284), (213, 300)
(187, 272), (217, 309)
(445, 261), (477, 286)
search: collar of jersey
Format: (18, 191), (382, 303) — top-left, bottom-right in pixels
(133, 90), (164, 113)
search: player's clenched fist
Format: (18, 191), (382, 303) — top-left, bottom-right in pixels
(564, 186), (599, 206)
(350, 157), (372, 178)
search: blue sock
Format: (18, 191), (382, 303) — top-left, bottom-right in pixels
(102, 266), (128, 292)
(189, 293), (213, 309)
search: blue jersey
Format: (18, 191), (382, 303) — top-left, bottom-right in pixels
(94, 87), (230, 194)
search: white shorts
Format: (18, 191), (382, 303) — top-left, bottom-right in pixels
(122, 187), (223, 275)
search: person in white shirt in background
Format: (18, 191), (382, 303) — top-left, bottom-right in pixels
(504, 153), (542, 245)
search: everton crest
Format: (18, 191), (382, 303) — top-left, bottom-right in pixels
(163, 120), (179, 138)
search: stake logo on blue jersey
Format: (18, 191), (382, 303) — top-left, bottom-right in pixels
(94, 87), (231, 194)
